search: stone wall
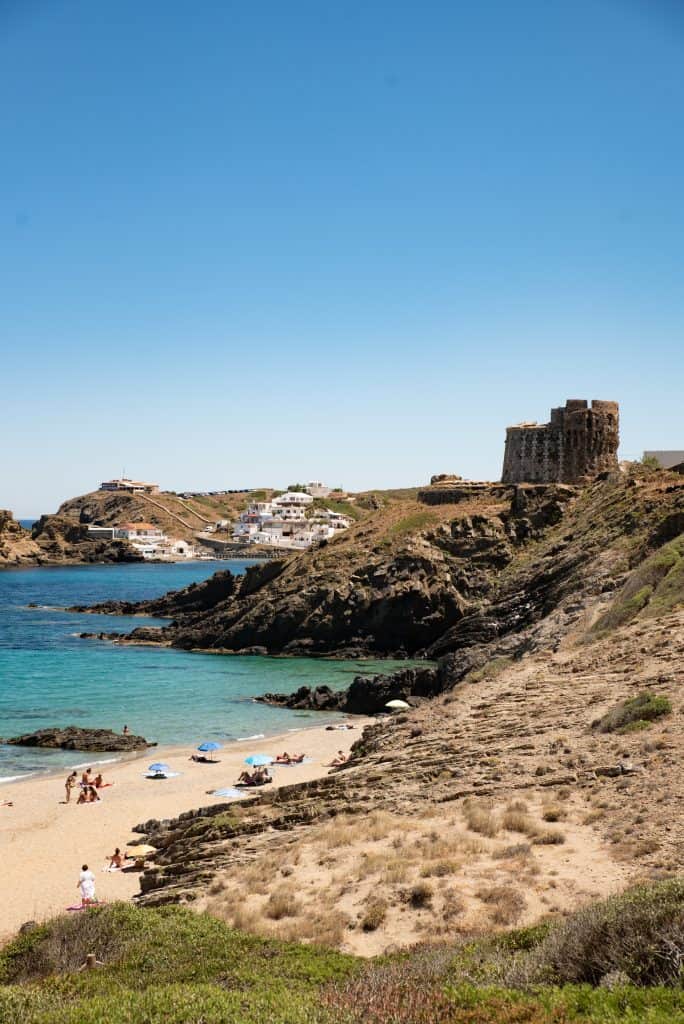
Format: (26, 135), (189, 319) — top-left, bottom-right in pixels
(501, 400), (619, 484)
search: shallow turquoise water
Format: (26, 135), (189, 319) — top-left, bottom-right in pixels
(0, 562), (412, 780)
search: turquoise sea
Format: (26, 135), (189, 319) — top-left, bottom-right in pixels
(0, 562), (410, 782)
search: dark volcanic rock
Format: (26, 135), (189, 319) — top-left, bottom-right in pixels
(31, 515), (144, 565)
(69, 473), (684, 670)
(5, 726), (155, 752)
(258, 663), (451, 715)
(70, 569), (242, 617)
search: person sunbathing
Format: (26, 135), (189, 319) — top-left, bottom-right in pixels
(274, 751), (305, 764)
(87, 786), (101, 802)
(0, 799), (13, 808)
(325, 750), (349, 767)
(237, 767), (272, 786)
(108, 847), (124, 869)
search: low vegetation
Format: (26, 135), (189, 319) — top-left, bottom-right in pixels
(5, 880), (684, 1022)
(389, 511), (439, 536)
(593, 534), (684, 633)
(465, 657), (514, 685)
(0, 903), (356, 1024)
(592, 691), (672, 733)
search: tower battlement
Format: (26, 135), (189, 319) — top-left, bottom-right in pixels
(501, 400), (619, 484)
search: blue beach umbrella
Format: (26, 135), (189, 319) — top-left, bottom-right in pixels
(148, 762), (170, 774)
(244, 754), (273, 767)
(198, 742), (222, 752)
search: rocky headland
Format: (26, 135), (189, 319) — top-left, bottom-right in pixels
(0, 487), (264, 568)
(76, 468), (684, 688)
(0, 509), (143, 568)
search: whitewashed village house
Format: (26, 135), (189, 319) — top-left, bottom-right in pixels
(233, 490), (351, 550)
(87, 522), (197, 560)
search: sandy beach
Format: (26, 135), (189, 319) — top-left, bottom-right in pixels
(0, 722), (370, 942)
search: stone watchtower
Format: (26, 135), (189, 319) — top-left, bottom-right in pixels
(501, 400), (619, 484)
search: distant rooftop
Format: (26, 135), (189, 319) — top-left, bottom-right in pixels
(100, 478), (159, 493)
(643, 451), (684, 470)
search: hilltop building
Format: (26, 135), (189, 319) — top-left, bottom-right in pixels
(305, 481), (332, 497)
(643, 451), (684, 472)
(100, 478), (159, 494)
(501, 400), (619, 484)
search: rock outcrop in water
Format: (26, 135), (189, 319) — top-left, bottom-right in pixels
(5, 726), (155, 752)
(257, 663), (447, 715)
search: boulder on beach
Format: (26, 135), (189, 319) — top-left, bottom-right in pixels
(4, 726), (155, 752)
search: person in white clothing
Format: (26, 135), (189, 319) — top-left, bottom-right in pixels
(78, 864), (96, 906)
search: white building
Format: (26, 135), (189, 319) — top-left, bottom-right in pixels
(305, 481), (332, 498)
(86, 525), (115, 540)
(87, 522), (198, 560)
(232, 491), (350, 551)
(100, 478), (159, 494)
(272, 491), (314, 508)
(113, 523), (165, 542)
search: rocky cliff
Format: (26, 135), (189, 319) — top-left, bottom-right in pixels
(82, 469), (684, 676)
(0, 508), (151, 568)
(0, 511), (40, 566)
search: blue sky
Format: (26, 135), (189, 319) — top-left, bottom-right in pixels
(1, 0), (683, 516)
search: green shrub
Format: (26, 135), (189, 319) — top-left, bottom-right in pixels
(409, 882), (434, 908)
(465, 657), (514, 685)
(511, 878), (684, 987)
(361, 899), (388, 932)
(389, 512), (438, 537)
(593, 535), (684, 632)
(592, 692), (672, 733)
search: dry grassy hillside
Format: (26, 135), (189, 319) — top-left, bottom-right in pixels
(122, 466), (684, 956)
(134, 599), (684, 958)
(56, 488), (260, 544)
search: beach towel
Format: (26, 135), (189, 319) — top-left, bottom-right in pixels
(210, 787), (250, 799)
(273, 758), (313, 767)
(142, 771), (182, 779)
(67, 901), (103, 912)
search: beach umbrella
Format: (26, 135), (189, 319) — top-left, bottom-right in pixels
(125, 844), (156, 858)
(148, 762), (170, 773)
(385, 699), (410, 710)
(244, 754), (273, 766)
(197, 741), (221, 760)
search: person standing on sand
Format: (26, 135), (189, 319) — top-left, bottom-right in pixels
(78, 864), (96, 907)
(65, 771), (77, 803)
